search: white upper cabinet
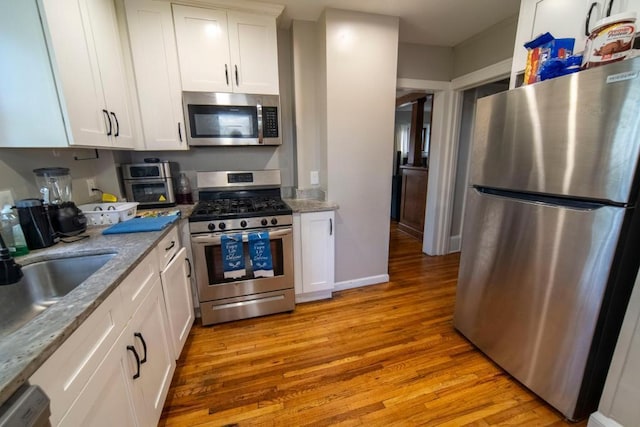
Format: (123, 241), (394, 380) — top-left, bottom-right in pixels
(125, 0), (188, 150)
(227, 11), (280, 94)
(510, 0), (601, 86)
(607, 0), (640, 16)
(511, 0), (640, 87)
(0, 1), (68, 148)
(173, 5), (280, 95)
(40, 0), (137, 148)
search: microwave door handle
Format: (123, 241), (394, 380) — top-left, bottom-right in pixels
(192, 228), (292, 245)
(257, 102), (263, 144)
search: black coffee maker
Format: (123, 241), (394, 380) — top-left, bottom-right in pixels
(15, 199), (58, 249)
(34, 168), (87, 237)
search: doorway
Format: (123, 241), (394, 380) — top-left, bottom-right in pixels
(449, 78), (509, 252)
(391, 93), (434, 241)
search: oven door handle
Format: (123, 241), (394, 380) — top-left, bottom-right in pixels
(191, 228), (292, 245)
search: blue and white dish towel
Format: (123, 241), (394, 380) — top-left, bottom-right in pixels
(248, 231), (274, 278)
(221, 234), (246, 279)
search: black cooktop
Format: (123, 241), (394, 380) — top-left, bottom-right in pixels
(189, 189), (292, 222)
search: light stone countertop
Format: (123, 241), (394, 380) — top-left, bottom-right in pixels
(284, 198), (339, 213)
(0, 220), (182, 406)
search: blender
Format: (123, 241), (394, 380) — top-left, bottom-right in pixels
(33, 168), (87, 236)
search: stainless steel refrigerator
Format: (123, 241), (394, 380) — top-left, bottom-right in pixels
(454, 57), (640, 421)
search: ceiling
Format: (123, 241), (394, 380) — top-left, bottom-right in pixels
(251, 0), (521, 47)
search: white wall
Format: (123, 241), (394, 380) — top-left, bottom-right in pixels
(397, 43), (453, 81)
(452, 15), (518, 78)
(0, 148), (121, 205)
(291, 20), (327, 191)
(323, 9), (399, 285)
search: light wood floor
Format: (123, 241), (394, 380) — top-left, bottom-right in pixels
(160, 222), (587, 426)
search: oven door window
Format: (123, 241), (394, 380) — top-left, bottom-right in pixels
(188, 105), (258, 139)
(204, 239), (284, 284)
(130, 182), (169, 203)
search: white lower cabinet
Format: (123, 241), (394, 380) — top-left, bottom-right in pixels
(160, 247), (194, 360)
(29, 226), (189, 426)
(293, 211), (336, 302)
(59, 281), (174, 426)
(126, 279), (175, 424)
(57, 329), (139, 427)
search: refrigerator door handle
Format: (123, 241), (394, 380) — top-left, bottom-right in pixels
(474, 186), (620, 210)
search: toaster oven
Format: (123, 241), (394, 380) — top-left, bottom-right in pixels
(121, 162), (177, 208)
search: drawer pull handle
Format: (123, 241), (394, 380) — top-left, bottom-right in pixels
(165, 241), (176, 251)
(134, 332), (147, 364)
(186, 257), (192, 278)
(127, 345), (141, 379)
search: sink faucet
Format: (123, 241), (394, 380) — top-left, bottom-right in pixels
(0, 233), (23, 285)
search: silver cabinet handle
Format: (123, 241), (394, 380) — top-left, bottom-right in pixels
(165, 241), (176, 251)
(225, 64), (229, 85)
(330, 218), (333, 236)
(235, 65), (239, 86)
(178, 122), (183, 142)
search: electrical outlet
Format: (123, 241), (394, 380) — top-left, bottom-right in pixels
(86, 178), (96, 197)
(0, 189), (14, 208)
(310, 171), (319, 185)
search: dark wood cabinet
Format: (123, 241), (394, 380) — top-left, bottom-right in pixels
(398, 166), (428, 240)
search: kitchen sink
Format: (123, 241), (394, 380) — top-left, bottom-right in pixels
(0, 253), (116, 339)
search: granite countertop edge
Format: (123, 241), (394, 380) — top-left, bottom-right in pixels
(0, 220), (182, 406)
(284, 198), (339, 213)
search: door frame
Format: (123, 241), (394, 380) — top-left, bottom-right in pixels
(396, 57), (512, 256)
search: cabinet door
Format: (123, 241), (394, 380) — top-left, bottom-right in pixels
(511, 0), (599, 84)
(173, 5), (232, 92)
(40, 0), (111, 147)
(227, 11), (280, 95)
(125, 0), (187, 150)
(87, 0), (136, 148)
(1, 0), (68, 148)
(129, 279), (175, 425)
(58, 331), (139, 427)
(608, 0), (640, 17)
(160, 247), (194, 359)
(301, 211), (335, 293)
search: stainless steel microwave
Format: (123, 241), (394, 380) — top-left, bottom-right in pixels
(182, 92), (281, 146)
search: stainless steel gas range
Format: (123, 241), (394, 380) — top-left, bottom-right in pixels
(189, 170), (294, 325)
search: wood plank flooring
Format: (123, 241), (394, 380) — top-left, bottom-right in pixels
(160, 222), (587, 426)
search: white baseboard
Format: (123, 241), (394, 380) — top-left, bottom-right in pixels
(588, 412), (623, 427)
(334, 274), (390, 292)
(449, 235), (461, 253)
(295, 290), (332, 303)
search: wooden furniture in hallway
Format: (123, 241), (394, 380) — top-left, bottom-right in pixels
(398, 165), (429, 239)
(159, 222), (587, 426)
(396, 93), (431, 240)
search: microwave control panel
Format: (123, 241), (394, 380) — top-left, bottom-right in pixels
(263, 107), (279, 138)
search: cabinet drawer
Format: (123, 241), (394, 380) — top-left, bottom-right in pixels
(156, 226), (180, 269)
(119, 251), (159, 316)
(29, 288), (127, 426)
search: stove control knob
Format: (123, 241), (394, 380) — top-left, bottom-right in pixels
(208, 223), (215, 231)
(271, 218), (278, 225)
(240, 220), (247, 228)
(218, 222), (226, 230)
(261, 219), (268, 226)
